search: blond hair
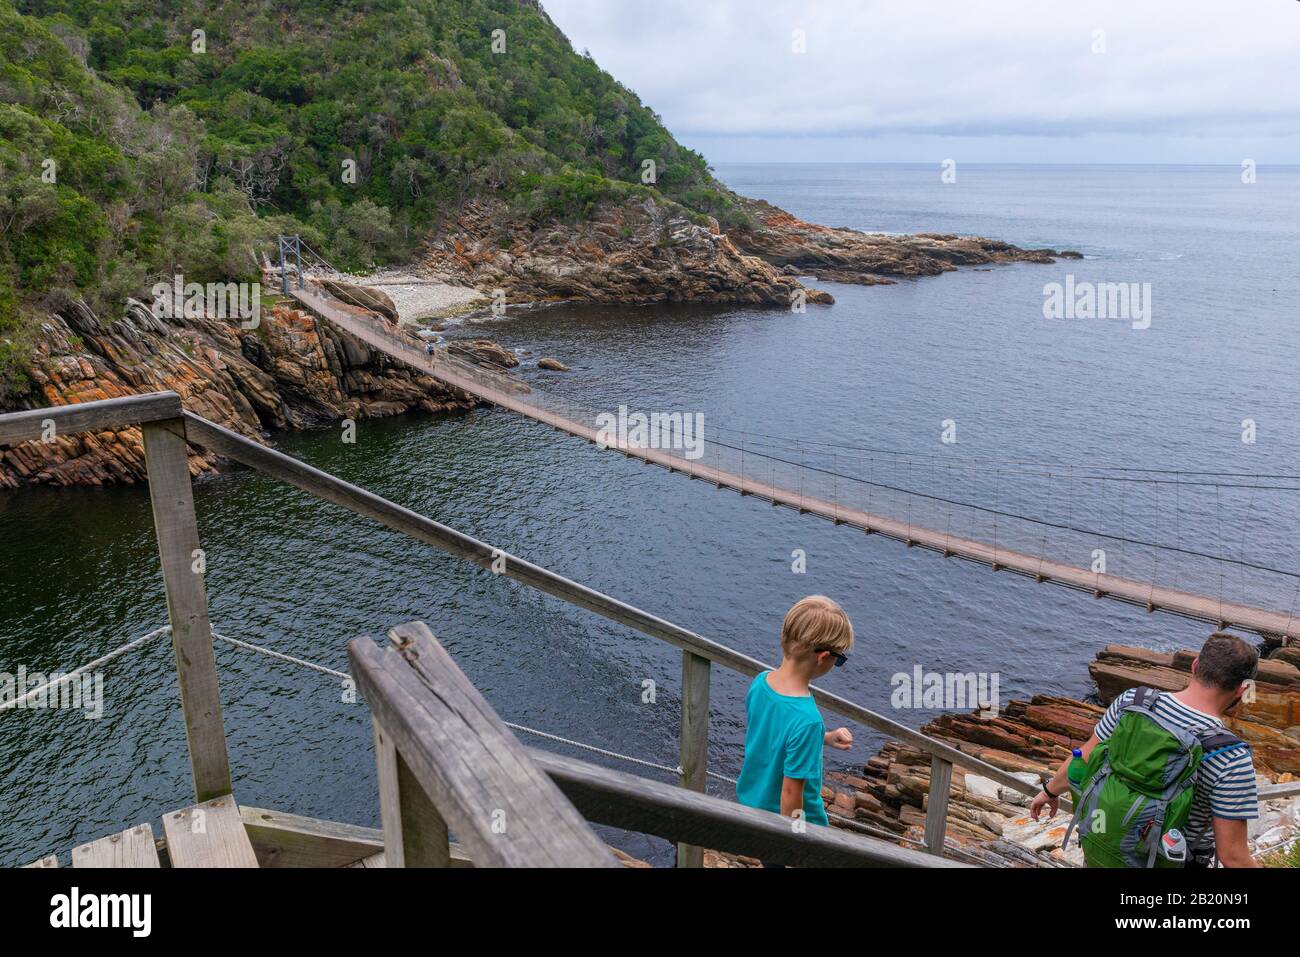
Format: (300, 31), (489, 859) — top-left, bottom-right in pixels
(780, 595), (854, 657)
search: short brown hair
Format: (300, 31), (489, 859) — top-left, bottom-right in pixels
(780, 595), (854, 657)
(1194, 632), (1258, 692)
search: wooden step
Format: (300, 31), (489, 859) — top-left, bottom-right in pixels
(162, 795), (258, 868)
(72, 823), (160, 868)
(24, 855), (58, 868)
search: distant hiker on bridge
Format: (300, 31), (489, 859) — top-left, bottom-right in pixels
(1030, 632), (1260, 868)
(736, 595), (855, 864)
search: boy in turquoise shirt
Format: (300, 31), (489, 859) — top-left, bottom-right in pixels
(736, 595), (855, 832)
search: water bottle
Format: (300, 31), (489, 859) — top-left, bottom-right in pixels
(1160, 828), (1188, 863)
(1066, 747), (1086, 799)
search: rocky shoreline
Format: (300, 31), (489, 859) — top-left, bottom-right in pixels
(1, 195), (1068, 488)
(418, 196), (1067, 307)
(0, 297), (491, 488)
(729, 198), (1064, 285)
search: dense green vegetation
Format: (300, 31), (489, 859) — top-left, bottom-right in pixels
(0, 0), (746, 390)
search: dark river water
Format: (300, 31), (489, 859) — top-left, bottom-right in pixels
(2, 164), (1298, 865)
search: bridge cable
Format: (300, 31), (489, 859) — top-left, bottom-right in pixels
(700, 437), (1300, 581)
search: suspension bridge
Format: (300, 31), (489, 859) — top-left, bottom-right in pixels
(270, 236), (1300, 642)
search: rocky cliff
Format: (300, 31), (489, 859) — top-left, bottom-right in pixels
(0, 297), (483, 488)
(422, 195), (1064, 305)
(423, 198), (835, 306)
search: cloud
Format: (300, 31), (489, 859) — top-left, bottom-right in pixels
(540, 0), (1300, 161)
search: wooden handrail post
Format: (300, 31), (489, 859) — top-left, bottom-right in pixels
(676, 650), (711, 868)
(373, 719), (451, 867)
(141, 418), (231, 801)
(351, 623), (617, 868)
(924, 754), (953, 857)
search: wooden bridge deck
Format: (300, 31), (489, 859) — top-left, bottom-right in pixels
(287, 282), (1300, 640)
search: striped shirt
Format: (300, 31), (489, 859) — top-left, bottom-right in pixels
(1095, 688), (1258, 853)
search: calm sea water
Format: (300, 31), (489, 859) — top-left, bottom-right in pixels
(2, 164), (1298, 866)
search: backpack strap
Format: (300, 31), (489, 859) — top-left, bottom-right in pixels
(1145, 802), (1170, 867)
(1128, 686), (1158, 710)
(1062, 753), (1111, 850)
(1198, 729), (1249, 761)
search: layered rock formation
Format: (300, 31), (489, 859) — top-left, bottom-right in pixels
(422, 194), (1064, 308)
(0, 297), (482, 488)
(729, 198), (1062, 285)
(423, 198), (835, 307)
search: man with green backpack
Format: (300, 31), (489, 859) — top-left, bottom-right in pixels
(1029, 633), (1260, 868)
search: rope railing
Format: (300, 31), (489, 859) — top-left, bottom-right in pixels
(0, 623), (708, 784)
(0, 626), (172, 713)
(208, 626), (716, 781)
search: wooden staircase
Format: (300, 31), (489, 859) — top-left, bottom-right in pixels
(28, 795), (258, 869)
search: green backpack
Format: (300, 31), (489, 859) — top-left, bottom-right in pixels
(1062, 687), (1246, 868)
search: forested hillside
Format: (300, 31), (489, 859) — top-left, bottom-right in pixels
(0, 0), (745, 388)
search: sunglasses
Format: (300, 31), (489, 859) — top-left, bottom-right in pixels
(816, 648), (849, 667)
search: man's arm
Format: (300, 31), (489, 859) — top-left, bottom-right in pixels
(1029, 733), (1099, 820)
(780, 776), (805, 818)
(1212, 817), (1258, 868)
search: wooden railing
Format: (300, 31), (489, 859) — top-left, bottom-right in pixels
(180, 407), (1056, 860)
(1, 392), (232, 802)
(351, 621), (966, 867)
(1, 392), (1060, 864)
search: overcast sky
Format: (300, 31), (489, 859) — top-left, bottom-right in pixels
(541, 0), (1300, 164)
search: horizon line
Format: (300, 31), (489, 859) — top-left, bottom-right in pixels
(709, 160), (1300, 168)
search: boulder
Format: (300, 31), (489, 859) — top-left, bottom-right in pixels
(314, 278), (399, 323)
(448, 339), (520, 368)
